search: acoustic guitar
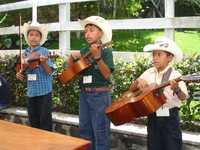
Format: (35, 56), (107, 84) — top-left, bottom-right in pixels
(58, 42), (111, 84)
(58, 52), (91, 84)
(105, 74), (200, 126)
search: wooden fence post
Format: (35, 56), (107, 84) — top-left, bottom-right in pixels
(59, 3), (70, 53)
(165, 0), (175, 40)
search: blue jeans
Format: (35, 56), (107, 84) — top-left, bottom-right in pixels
(27, 92), (52, 131)
(147, 107), (182, 150)
(79, 90), (111, 150)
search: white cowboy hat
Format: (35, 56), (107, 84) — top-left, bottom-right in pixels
(143, 36), (183, 62)
(79, 16), (112, 44)
(23, 21), (48, 46)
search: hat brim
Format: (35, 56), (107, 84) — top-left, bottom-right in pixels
(143, 43), (183, 62)
(143, 44), (161, 52)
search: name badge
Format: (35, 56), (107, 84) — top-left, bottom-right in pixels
(83, 75), (92, 84)
(28, 74), (37, 81)
(156, 107), (170, 117)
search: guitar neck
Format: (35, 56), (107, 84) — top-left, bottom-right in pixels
(83, 41), (112, 59)
(27, 54), (57, 63)
(28, 57), (40, 63)
(155, 77), (182, 91)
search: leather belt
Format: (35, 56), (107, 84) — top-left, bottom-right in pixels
(82, 87), (111, 93)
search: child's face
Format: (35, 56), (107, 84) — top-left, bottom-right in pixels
(152, 50), (173, 72)
(84, 24), (103, 44)
(27, 30), (42, 48)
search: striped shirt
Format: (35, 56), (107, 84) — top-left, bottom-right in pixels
(24, 45), (55, 97)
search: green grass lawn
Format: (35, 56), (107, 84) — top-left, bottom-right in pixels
(70, 30), (200, 55)
(176, 30), (200, 54)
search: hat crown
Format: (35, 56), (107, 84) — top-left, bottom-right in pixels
(154, 37), (178, 53)
(30, 21), (40, 27)
(91, 16), (107, 24)
(23, 21), (48, 46)
(143, 36), (184, 62)
(79, 16), (112, 44)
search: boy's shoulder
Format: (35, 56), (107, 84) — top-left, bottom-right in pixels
(24, 46), (49, 51)
(39, 46), (49, 51)
(80, 47), (88, 55)
(144, 67), (155, 74)
(171, 68), (182, 77)
(103, 47), (113, 52)
(37, 46), (49, 56)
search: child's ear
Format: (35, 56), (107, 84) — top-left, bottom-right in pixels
(168, 54), (174, 62)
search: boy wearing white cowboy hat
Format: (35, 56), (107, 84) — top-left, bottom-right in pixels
(129, 36), (188, 150)
(16, 21), (55, 131)
(67, 16), (114, 150)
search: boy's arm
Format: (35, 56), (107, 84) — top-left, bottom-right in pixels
(16, 72), (25, 81)
(96, 59), (112, 79)
(129, 78), (149, 92)
(16, 53), (27, 81)
(170, 80), (187, 100)
(90, 44), (113, 79)
(40, 55), (53, 74)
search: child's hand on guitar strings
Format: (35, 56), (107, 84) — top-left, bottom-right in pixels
(137, 78), (149, 90)
(169, 79), (179, 91)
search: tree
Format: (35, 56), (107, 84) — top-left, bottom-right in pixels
(99, 0), (143, 19)
(176, 0), (200, 16)
(141, 0), (200, 18)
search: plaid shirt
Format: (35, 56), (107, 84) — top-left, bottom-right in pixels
(24, 45), (55, 97)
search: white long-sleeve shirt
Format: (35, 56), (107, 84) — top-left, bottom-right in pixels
(139, 65), (188, 109)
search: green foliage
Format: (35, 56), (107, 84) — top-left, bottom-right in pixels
(0, 35), (27, 49)
(98, 0), (142, 19)
(112, 30), (153, 52)
(0, 55), (26, 106)
(112, 57), (151, 99)
(176, 0), (200, 16)
(175, 54), (200, 131)
(51, 57), (80, 114)
(126, 0), (143, 17)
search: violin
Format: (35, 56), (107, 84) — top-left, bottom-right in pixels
(58, 42), (111, 84)
(15, 51), (40, 73)
(15, 51), (58, 73)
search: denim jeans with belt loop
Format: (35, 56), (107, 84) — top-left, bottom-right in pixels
(79, 90), (112, 150)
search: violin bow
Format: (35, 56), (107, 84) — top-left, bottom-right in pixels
(19, 15), (23, 71)
(84, 41), (112, 58)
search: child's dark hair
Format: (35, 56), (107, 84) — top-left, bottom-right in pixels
(27, 29), (42, 37)
(85, 24), (102, 31)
